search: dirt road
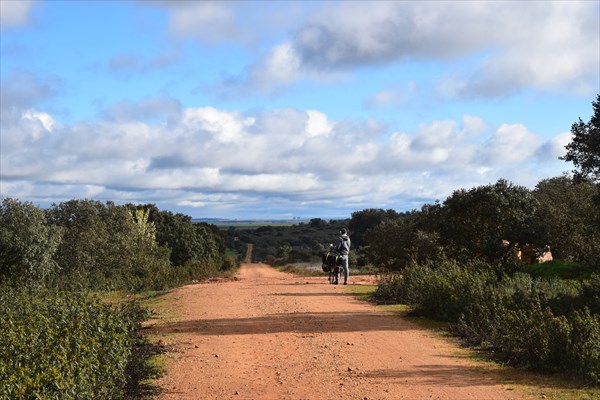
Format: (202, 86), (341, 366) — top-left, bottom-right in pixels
(152, 264), (528, 400)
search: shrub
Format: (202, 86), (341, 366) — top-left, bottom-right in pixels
(581, 273), (600, 315)
(373, 272), (405, 304)
(379, 261), (600, 382)
(457, 275), (599, 383)
(567, 308), (600, 383)
(383, 261), (494, 322)
(0, 286), (144, 399)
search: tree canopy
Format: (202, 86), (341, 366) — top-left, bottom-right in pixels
(561, 94), (600, 182)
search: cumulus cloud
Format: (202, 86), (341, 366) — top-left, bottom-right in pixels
(163, 1), (239, 43)
(236, 1), (598, 96)
(477, 124), (543, 165)
(0, 70), (62, 113)
(1, 99), (571, 216)
(143, 0), (304, 46)
(535, 131), (571, 163)
(0, 0), (36, 29)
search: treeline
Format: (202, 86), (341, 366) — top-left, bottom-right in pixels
(0, 198), (237, 399)
(225, 218), (350, 265)
(353, 176), (600, 274)
(364, 176), (600, 383)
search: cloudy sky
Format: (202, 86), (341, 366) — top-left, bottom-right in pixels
(1, 1), (599, 220)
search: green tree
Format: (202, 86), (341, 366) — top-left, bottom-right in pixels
(131, 208), (157, 243)
(0, 198), (62, 286)
(365, 214), (445, 271)
(46, 200), (170, 290)
(437, 179), (545, 264)
(561, 94), (600, 182)
(349, 208), (400, 248)
(534, 175), (600, 265)
(194, 223), (226, 264)
(309, 218), (327, 228)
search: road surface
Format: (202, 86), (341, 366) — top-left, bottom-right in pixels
(151, 263), (527, 400)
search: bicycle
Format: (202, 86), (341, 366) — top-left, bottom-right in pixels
(322, 250), (342, 285)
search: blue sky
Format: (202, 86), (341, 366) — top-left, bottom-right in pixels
(1, 1), (599, 220)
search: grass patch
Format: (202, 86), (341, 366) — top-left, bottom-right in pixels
(527, 260), (595, 280)
(344, 284), (377, 301)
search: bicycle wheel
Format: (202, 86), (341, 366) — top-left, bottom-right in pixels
(328, 268), (335, 284)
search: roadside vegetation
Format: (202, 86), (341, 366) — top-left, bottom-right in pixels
(369, 97), (600, 386)
(0, 199), (238, 399)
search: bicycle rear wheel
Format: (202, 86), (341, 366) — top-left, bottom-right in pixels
(328, 268), (336, 284)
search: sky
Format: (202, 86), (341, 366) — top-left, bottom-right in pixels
(1, 1), (599, 220)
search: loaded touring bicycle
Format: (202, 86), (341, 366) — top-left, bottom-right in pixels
(322, 245), (343, 284)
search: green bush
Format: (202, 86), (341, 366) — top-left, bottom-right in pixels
(582, 273), (600, 315)
(373, 272), (404, 303)
(0, 287), (144, 399)
(458, 275), (600, 383)
(378, 262), (600, 383)
(376, 261), (493, 322)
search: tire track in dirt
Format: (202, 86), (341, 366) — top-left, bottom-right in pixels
(150, 264), (530, 400)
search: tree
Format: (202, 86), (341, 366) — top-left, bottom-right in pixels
(349, 208), (400, 248)
(437, 179), (545, 264)
(309, 218), (327, 228)
(561, 94), (600, 182)
(534, 175), (600, 264)
(364, 212), (445, 271)
(0, 198), (62, 286)
(46, 200), (171, 290)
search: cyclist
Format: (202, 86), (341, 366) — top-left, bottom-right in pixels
(334, 228), (351, 285)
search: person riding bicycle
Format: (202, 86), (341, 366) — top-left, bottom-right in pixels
(334, 228), (351, 285)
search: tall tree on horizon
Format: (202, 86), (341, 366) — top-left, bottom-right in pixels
(561, 94), (600, 183)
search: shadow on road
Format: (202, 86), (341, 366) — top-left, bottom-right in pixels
(361, 364), (517, 388)
(270, 292), (350, 297)
(152, 311), (425, 336)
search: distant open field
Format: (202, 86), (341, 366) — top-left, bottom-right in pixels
(194, 219), (309, 229)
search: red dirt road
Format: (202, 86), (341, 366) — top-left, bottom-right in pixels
(152, 264), (529, 400)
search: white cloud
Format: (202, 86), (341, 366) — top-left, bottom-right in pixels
(265, 43), (302, 85)
(145, 0), (306, 47)
(0, 0), (35, 29)
(182, 107), (253, 143)
(241, 1), (599, 97)
(304, 110), (333, 138)
(1, 100), (572, 217)
(166, 1), (238, 43)
(1, 71), (62, 112)
(535, 131), (571, 162)
(22, 109), (56, 132)
(478, 124), (543, 165)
